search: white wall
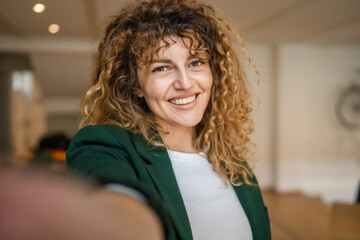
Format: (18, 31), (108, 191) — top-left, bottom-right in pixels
(276, 44), (360, 203)
(247, 44), (277, 189)
(243, 43), (360, 204)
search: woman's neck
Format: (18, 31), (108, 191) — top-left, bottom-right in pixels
(160, 126), (198, 153)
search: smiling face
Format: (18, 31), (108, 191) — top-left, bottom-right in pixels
(136, 36), (213, 134)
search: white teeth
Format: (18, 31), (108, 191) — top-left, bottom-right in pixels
(170, 95), (197, 105)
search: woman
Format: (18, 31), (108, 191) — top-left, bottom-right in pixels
(66, 0), (271, 239)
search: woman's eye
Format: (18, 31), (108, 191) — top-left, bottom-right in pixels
(152, 66), (168, 72)
(190, 60), (204, 67)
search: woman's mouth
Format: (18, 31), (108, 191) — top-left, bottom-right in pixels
(169, 94), (198, 105)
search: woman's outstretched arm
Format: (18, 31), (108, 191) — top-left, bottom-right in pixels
(0, 169), (164, 240)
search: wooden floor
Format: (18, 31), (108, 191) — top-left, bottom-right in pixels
(262, 190), (360, 240)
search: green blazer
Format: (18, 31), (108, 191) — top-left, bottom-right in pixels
(66, 125), (271, 240)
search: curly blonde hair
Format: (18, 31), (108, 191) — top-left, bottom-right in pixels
(81, 0), (259, 186)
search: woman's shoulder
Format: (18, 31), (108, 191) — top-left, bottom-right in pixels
(67, 125), (135, 159)
(75, 124), (130, 138)
(66, 125), (141, 175)
(70, 124), (135, 146)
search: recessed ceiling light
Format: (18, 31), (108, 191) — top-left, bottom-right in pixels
(48, 24), (60, 34)
(33, 3), (46, 13)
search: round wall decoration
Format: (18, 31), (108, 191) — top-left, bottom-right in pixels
(335, 84), (360, 130)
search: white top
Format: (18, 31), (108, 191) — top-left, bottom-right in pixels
(167, 150), (253, 240)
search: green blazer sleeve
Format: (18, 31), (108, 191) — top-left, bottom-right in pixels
(66, 125), (180, 239)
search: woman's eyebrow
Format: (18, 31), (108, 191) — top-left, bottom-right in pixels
(150, 55), (203, 64)
(150, 59), (173, 64)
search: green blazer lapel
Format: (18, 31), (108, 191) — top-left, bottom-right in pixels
(233, 183), (271, 240)
(130, 133), (164, 164)
(146, 162), (193, 240)
(130, 134), (193, 240)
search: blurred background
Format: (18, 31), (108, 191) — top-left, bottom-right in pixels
(0, 0), (359, 237)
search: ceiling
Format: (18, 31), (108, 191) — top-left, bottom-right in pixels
(0, 0), (360, 100)
(0, 0), (359, 42)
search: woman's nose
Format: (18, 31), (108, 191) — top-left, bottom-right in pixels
(173, 69), (193, 90)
